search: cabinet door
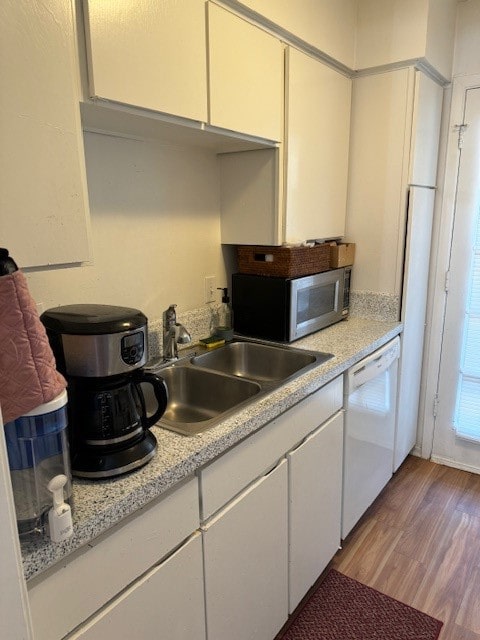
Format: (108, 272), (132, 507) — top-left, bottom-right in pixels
(219, 148), (283, 245)
(1, 0), (91, 268)
(394, 187), (435, 471)
(28, 476), (199, 640)
(208, 3), (284, 141)
(203, 459), (288, 640)
(70, 533), (205, 640)
(285, 48), (351, 243)
(409, 71), (443, 186)
(345, 67), (442, 299)
(345, 68), (413, 296)
(83, 0), (208, 122)
(199, 376), (343, 520)
(288, 411), (343, 613)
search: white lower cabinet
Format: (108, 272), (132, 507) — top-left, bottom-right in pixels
(199, 377), (343, 522)
(27, 379), (344, 640)
(200, 377), (344, 639)
(288, 411), (344, 613)
(202, 459), (289, 640)
(27, 477), (200, 640)
(69, 533), (205, 640)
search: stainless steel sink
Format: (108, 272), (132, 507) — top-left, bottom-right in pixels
(147, 339), (333, 436)
(156, 365), (261, 435)
(191, 341), (328, 382)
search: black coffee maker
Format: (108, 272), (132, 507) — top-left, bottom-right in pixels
(41, 304), (168, 479)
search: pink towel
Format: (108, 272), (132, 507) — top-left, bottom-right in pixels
(0, 271), (66, 423)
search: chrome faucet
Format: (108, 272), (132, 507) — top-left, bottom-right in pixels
(162, 304), (192, 361)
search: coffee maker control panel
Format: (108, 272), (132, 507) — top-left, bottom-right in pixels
(121, 331), (145, 366)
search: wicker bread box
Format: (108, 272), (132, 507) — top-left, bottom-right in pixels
(237, 244), (331, 278)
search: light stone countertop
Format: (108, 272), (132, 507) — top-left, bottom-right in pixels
(21, 316), (402, 582)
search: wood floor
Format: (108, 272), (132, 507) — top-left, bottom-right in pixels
(331, 455), (480, 639)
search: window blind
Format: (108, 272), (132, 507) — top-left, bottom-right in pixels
(454, 204), (480, 441)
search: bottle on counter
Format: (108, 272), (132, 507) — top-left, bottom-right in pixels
(4, 391), (74, 540)
(214, 287), (234, 341)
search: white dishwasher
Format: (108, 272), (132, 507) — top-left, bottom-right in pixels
(342, 337), (400, 539)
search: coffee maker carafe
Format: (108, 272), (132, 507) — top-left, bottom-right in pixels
(41, 304), (167, 479)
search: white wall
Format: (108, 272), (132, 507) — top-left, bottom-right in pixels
(425, 0), (458, 80)
(355, 0), (429, 70)
(452, 0), (480, 76)
(355, 0), (457, 80)
(25, 132), (227, 323)
(233, 0), (357, 67)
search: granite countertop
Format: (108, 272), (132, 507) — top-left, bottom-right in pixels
(22, 316), (402, 582)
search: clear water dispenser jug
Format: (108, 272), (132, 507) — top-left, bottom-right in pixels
(4, 390), (73, 537)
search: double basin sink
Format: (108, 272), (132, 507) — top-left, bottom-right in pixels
(146, 339), (333, 436)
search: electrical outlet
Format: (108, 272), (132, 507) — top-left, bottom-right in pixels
(205, 275), (216, 303)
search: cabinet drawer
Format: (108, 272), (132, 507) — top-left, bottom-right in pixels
(199, 376), (343, 520)
(28, 476), (199, 640)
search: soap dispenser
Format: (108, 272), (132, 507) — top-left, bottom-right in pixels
(214, 287), (234, 341)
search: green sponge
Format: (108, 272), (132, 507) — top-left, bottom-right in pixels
(198, 336), (226, 349)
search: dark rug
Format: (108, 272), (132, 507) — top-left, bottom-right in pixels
(277, 569), (443, 640)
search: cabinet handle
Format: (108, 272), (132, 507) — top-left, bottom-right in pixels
(254, 253), (274, 263)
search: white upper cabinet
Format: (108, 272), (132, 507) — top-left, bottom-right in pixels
(208, 3), (284, 141)
(1, 0), (91, 268)
(346, 68), (410, 296)
(219, 148), (284, 245)
(83, 0), (208, 122)
(284, 48), (352, 243)
(82, 1), (284, 142)
(409, 71), (444, 186)
(219, 48), (352, 245)
(345, 67), (443, 296)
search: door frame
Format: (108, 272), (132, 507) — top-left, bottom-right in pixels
(419, 73), (480, 469)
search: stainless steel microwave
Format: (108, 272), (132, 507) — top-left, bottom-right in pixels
(232, 267), (351, 342)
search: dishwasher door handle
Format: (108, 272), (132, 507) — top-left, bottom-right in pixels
(350, 357), (391, 390)
(347, 337), (400, 392)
